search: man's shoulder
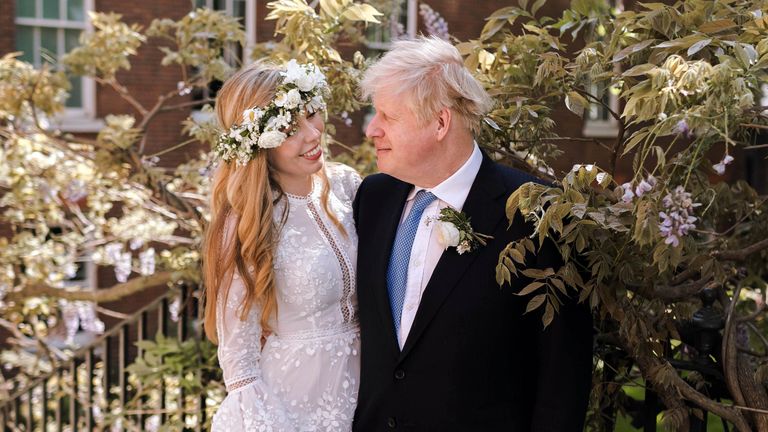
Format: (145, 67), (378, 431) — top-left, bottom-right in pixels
(485, 159), (552, 194)
(359, 172), (405, 194)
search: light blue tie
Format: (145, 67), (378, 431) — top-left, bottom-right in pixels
(387, 190), (437, 336)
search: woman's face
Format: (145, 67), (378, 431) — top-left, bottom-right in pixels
(268, 110), (325, 189)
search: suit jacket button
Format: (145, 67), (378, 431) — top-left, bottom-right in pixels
(394, 369), (405, 380)
(387, 417), (397, 428)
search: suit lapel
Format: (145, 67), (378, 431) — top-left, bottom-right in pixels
(398, 156), (507, 360)
(369, 178), (411, 356)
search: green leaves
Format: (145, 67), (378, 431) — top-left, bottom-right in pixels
(63, 12), (146, 79)
(0, 53), (70, 120)
(146, 8), (245, 83)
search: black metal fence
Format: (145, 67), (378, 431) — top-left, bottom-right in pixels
(0, 285), (204, 431)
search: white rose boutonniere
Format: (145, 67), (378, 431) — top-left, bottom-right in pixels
(429, 207), (493, 255)
(435, 220), (461, 249)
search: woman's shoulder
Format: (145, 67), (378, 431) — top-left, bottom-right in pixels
(325, 162), (362, 200)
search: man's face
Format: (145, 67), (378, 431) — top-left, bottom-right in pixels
(365, 88), (439, 185)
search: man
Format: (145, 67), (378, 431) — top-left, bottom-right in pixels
(352, 36), (593, 431)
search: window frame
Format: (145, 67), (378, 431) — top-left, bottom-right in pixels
(14, 0), (103, 132)
(190, 0), (257, 122)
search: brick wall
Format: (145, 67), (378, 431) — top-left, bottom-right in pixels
(0, 1), (13, 54)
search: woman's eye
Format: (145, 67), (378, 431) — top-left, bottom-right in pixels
(307, 111), (316, 118)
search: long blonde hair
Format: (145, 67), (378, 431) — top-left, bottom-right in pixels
(203, 61), (345, 344)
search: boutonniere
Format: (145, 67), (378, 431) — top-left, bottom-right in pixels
(428, 207), (494, 255)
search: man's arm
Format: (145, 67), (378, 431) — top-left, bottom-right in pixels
(528, 238), (594, 432)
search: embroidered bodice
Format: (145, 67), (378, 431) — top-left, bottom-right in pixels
(212, 163), (361, 432)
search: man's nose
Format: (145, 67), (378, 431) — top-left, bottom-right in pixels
(365, 114), (382, 139)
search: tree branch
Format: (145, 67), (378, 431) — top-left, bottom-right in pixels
(99, 77), (148, 116)
(159, 98), (215, 112)
(714, 237), (768, 261)
(14, 271), (179, 303)
(629, 277), (714, 301)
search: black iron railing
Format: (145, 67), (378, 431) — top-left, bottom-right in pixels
(0, 285), (204, 431)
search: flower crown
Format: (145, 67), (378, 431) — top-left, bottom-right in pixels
(214, 60), (328, 165)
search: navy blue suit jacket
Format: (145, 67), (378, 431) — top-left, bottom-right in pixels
(352, 155), (593, 431)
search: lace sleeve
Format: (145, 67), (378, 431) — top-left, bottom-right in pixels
(212, 219), (295, 431)
(216, 214), (263, 390)
(216, 276), (264, 391)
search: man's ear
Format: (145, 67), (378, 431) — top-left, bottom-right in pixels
(436, 108), (452, 141)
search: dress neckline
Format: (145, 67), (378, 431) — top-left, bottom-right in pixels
(283, 175), (318, 202)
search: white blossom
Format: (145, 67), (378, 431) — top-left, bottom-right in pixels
(456, 240), (471, 255)
(115, 251), (132, 283)
(258, 130), (287, 149)
(139, 248), (155, 276)
(242, 108), (264, 124)
(283, 89), (302, 109)
(435, 221), (460, 249)
(104, 243), (124, 264)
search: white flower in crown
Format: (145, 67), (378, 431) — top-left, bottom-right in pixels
(267, 111), (292, 131)
(258, 130), (287, 149)
(307, 95), (326, 113)
(242, 108), (264, 124)
(213, 60), (328, 165)
(275, 88), (302, 109)
(282, 59), (305, 85)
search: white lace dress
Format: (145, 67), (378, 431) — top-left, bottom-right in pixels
(211, 164), (361, 432)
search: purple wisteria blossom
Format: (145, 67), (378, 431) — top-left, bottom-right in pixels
(620, 175), (656, 203)
(673, 120), (693, 138)
(713, 154), (734, 175)
(419, 4), (449, 40)
(658, 186), (701, 247)
(621, 183), (635, 203)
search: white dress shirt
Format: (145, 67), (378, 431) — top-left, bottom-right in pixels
(395, 143), (483, 348)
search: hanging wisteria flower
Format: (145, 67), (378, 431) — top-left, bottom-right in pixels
(635, 175), (656, 197)
(621, 183), (635, 203)
(139, 248), (155, 276)
(713, 154), (734, 175)
(419, 3), (450, 40)
(115, 251), (132, 283)
(658, 186), (701, 247)
(213, 60), (328, 165)
(673, 119), (693, 138)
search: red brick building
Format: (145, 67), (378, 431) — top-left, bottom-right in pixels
(2, 0), (763, 311)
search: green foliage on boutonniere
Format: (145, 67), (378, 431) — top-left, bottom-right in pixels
(432, 207), (494, 254)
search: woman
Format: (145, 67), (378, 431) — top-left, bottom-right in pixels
(203, 60), (361, 431)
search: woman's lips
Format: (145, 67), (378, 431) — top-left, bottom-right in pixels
(301, 145), (322, 160)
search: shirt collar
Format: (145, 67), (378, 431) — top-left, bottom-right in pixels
(407, 142), (482, 211)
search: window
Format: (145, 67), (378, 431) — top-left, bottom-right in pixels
(191, 0), (256, 121)
(363, 0), (418, 130)
(14, 0), (102, 132)
(365, 0), (418, 51)
(582, 81), (620, 138)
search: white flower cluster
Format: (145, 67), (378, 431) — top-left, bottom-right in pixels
(60, 299), (105, 345)
(214, 60), (328, 166)
(97, 242), (156, 283)
(419, 4), (449, 40)
(658, 186), (701, 247)
(621, 175), (657, 203)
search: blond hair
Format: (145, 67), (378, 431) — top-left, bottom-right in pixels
(360, 36), (493, 135)
(203, 61), (343, 344)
